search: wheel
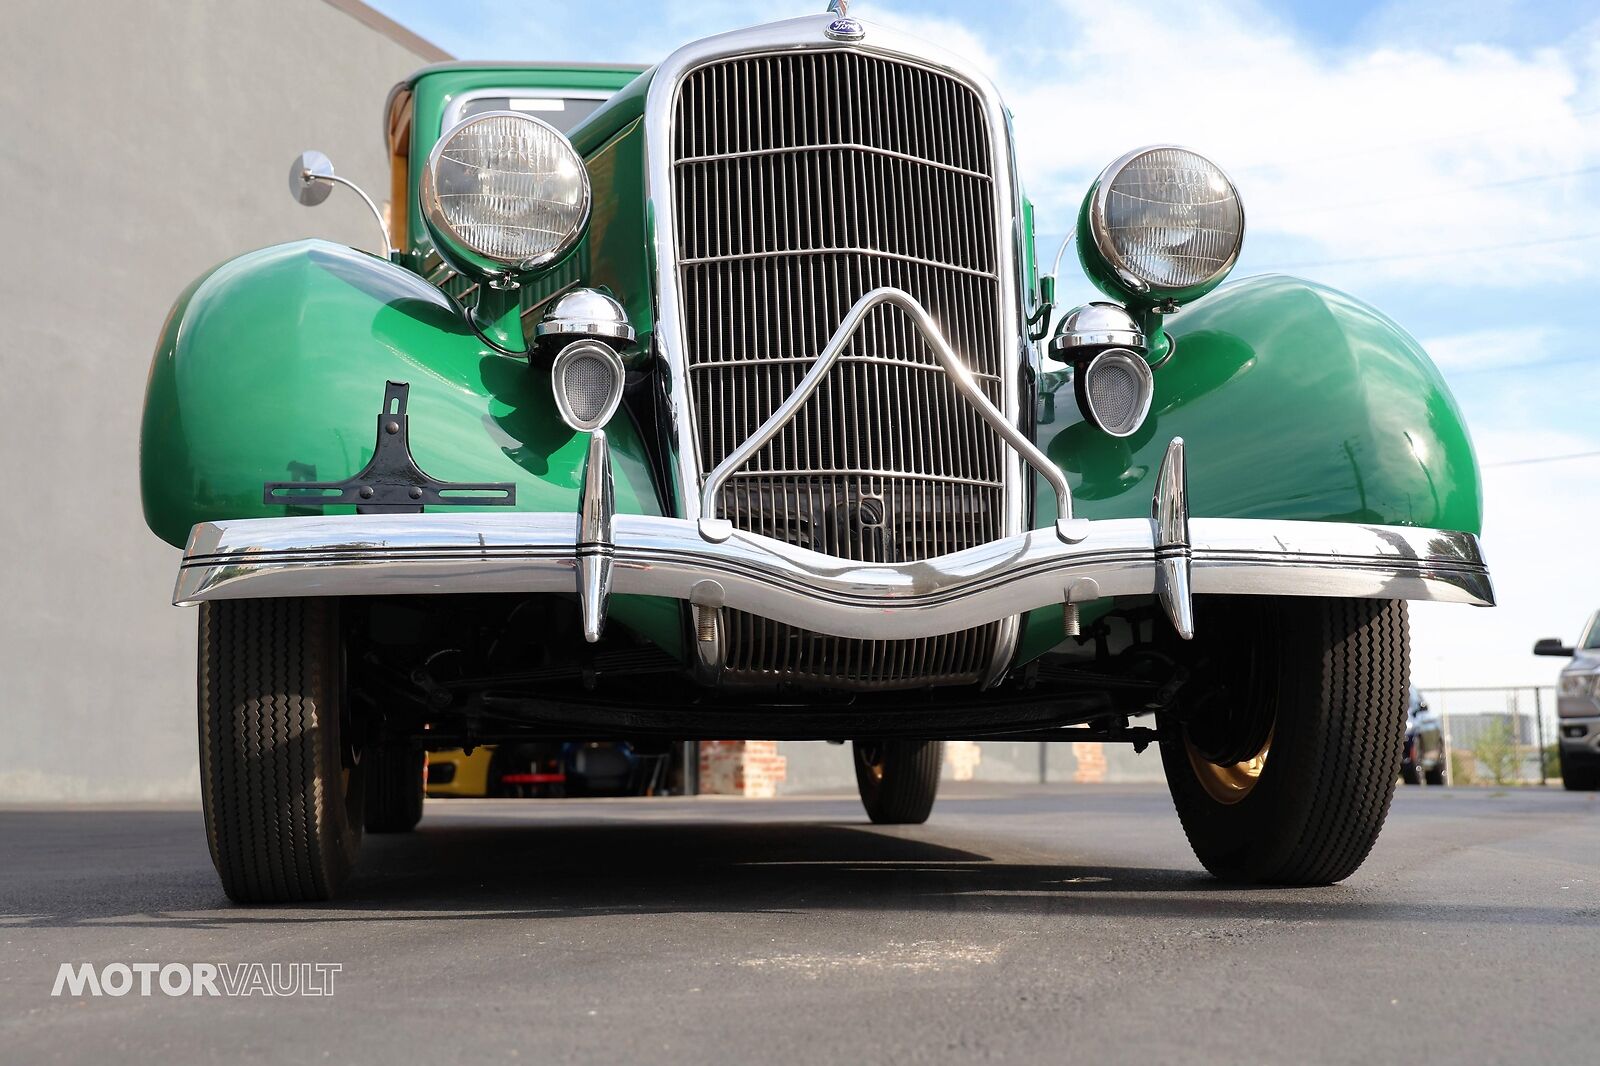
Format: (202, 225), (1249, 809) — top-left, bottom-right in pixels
(1400, 763), (1420, 786)
(1158, 597), (1409, 886)
(199, 599), (363, 902)
(853, 740), (943, 825)
(1424, 766), (1446, 787)
(1560, 755), (1600, 791)
(365, 745), (424, 833)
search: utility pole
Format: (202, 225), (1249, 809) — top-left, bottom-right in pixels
(1534, 688), (1547, 786)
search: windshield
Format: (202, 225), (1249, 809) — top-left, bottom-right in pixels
(1583, 612), (1600, 649)
(451, 93), (607, 135)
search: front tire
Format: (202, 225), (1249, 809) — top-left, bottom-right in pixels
(364, 745), (424, 833)
(199, 599), (363, 903)
(853, 740), (943, 825)
(1159, 597), (1409, 885)
(1560, 755), (1600, 791)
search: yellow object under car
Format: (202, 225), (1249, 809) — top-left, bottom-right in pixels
(424, 747), (494, 797)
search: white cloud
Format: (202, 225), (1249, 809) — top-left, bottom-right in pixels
(882, 0), (1600, 288)
(1411, 425), (1600, 688)
(1420, 326), (1565, 372)
(870, 8), (1002, 78)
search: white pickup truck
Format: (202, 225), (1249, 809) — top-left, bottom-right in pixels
(1535, 611), (1600, 790)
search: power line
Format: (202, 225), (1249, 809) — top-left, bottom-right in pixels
(1485, 450), (1600, 468)
(1233, 106), (1600, 173)
(1256, 230), (1600, 270)
(1274, 165), (1600, 217)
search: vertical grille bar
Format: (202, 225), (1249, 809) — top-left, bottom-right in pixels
(672, 49), (1007, 689)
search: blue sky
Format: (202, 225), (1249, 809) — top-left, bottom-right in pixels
(373, 0), (1600, 687)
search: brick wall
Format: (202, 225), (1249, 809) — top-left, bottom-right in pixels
(698, 741), (788, 797)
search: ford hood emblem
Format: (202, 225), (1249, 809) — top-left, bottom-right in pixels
(826, 16), (865, 41)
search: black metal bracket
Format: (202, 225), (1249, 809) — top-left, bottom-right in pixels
(263, 381), (516, 515)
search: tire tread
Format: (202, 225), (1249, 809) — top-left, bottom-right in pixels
(198, 599), (357, 903)
(1163, 598), (1409, 885)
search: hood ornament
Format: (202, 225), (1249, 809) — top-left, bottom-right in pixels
(825, 0), (865, 40)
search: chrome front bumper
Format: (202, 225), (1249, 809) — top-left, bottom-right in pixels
(175, 436), (1493, 642)
(174, 289), (1493, 645)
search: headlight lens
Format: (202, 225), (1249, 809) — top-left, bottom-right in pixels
(1087, 146), (1244, 300)
(1560, 672), (1597, 698)
(421, 111), (590, 276)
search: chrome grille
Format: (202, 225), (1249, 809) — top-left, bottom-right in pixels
(672, 49), (1007, 689)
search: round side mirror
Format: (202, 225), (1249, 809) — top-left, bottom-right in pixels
(289, 150), (335, 206)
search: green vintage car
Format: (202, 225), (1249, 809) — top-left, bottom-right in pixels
(142, 8), (1493, 902)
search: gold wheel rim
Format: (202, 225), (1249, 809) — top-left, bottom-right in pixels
(859, 743), (886, 783)
(1186, 727), (1272, 805)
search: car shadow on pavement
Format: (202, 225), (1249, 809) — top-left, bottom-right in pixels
(0, 806), (1594, 932)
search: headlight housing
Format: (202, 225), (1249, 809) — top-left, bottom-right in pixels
(1560, 672), (1597, 698)
(1079, 145), (1244, 307)
(420, 111), (591, 284)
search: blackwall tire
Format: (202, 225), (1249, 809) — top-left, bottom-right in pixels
(365, 746), (425, 833)
(853, 740), (943, 825)
(1424, 766), (1446, 787)
(1560, 758), (1600, 791)
(199, 598), (363, 903)
(1159, 597), (1410, 886)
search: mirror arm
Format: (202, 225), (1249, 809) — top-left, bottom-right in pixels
(1049, 230), (1076, 280)
(1028, 232), (1077, 342)
(303, 170), (393, 258)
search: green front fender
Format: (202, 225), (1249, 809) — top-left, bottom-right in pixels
(1017, 273), (1483, 661)
(140, 240), (678, 650)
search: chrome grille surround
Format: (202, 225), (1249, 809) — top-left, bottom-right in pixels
(644, 16), (1027, 687)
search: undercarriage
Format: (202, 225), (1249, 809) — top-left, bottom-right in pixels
(345, 591), (1188, 748)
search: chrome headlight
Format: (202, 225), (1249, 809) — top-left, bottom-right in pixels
(420, 111), (591, 283)
(1082, 146), (1243, 306)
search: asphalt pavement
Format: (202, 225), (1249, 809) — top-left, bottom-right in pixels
(2, 782), (1596, 1064)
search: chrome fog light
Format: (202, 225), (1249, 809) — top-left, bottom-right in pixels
(552, 340), (625, 432)
(1048, 302), (1146, 361)
(1074, 348), (1153, 438)
(534, 289), (636, 355)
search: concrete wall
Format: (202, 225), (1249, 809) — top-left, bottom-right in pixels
(0, 0), (444, 801)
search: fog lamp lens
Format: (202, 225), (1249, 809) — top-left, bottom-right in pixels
(1075, 348), (1153, 438)
(552, 340), (625, 432)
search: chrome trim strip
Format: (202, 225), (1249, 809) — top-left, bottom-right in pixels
(674, 141), (993, 180)
(577, 430), (614, 643)
(677, 246), (1000, 281)
(175, 514), (1493, 641)
(689, 353), (1001, 381)
(697, 287), (1078, 543)
(1152, 438), (1193, 639)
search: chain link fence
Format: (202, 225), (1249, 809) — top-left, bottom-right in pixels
(1414, 686), (1561, 786)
